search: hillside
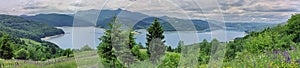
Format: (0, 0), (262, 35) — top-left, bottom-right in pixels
(0, 14), (64, 41)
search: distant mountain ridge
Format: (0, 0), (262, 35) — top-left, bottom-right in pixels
(22, 9), (276, 31)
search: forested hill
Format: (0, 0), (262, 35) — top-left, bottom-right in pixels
(0, 14), (64, 41)
(225, 14), (300, 60)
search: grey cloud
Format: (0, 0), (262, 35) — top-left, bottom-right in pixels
(23, 6), (48, 10)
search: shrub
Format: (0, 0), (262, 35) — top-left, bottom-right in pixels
(14, 49), (30, 59)
(158, 53), (180, 68)
(131, 45), (142, 60)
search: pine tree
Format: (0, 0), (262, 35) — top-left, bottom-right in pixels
(175, 40), (183, 53)
(128, 30), (136, 49)
(97, 16), (120, 68)
(167, 46), (173, 52)
(0, 33), (14, 59)
(146, 18), (166, 64)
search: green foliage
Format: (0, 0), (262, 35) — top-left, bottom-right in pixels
(21, 39), (64, 61)
(223, 14), (300, 61)
(0, 33), (14, 59)
(97, 16), (124, 68)
(0, 14), (64, 42)
(64, 48), (73, 57)
(14, 49), (30, 59)
(0, 32), (64, 61)
(148, 38), (166, 64)
(158, 53), (181, 68)
(81, 45), (93, 51)
(174, 41), (183, 53)
(166, 46), (174, 52)
(287, 14), (300, 42)
(131, 46), (141, 59)
(139, 49), (149, 61)
(0, 15), (65, 61)
(198, 39), (212, 64)
(129, 30), (136, 49)
(146, 18), (165, 56)
(223, 46), (300, 67)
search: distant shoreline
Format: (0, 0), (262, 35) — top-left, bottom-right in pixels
(41, 34), (64, 40)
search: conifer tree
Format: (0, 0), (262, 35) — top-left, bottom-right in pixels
(128, 30), (136, 49)
(146, 18), (166, 63)
(97, 16), (121, 68)
(175, 40), (183, 53)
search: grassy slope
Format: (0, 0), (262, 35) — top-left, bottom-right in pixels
(1, 49), (182, 68)
(1, 51), (105, 68)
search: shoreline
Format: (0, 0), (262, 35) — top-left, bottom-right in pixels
(41, 34), (64, 40)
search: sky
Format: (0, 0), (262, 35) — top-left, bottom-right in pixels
(0, 0), (299, 23)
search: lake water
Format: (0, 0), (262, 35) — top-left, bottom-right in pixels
(43, 27), (246, 49)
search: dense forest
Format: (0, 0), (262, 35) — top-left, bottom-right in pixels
(0, 14), (64, 41)
(0, 15), (71, 61)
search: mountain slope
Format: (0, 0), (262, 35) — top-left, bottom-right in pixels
(22, 9), (276, 31)
(0, 14), (64, 41)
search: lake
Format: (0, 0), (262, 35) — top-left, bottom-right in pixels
(42, 27), (246, 49)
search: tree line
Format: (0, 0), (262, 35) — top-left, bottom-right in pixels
(97, 14), (300, 67)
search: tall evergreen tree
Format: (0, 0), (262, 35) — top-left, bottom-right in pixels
(97, 16), (120, 68)
(0, 33), (14, 59)
(128, 30), (136, 49)
(145, 18), (166, 64)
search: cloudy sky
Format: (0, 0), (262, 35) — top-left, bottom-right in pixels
(0, 0), (299, 23)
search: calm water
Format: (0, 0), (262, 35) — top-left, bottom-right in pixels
(43, 27), (246, 49)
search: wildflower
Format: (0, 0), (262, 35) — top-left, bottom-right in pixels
(272, 50), (280, 59)
(282, 51), (291, 63)
(291, 46), (295, 51)
(273, 50), (280, 54)
(287, 57), (291, 63)
(295, 60), (300, 64)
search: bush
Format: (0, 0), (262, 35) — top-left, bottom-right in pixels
(139, 49), (149, 61)
(131, 45), (142, 60)
(14, 49), (30, 59)
(64, 48), (74, 57)
(81, 45), (93, 51)
(158, 53), (180, 68)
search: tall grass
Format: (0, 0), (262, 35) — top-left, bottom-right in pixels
(222, 46), (300, 67)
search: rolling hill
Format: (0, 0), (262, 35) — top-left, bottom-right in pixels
(0, 14), (64, 41)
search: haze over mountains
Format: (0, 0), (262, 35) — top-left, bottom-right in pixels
(22, 9), (276, 32)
